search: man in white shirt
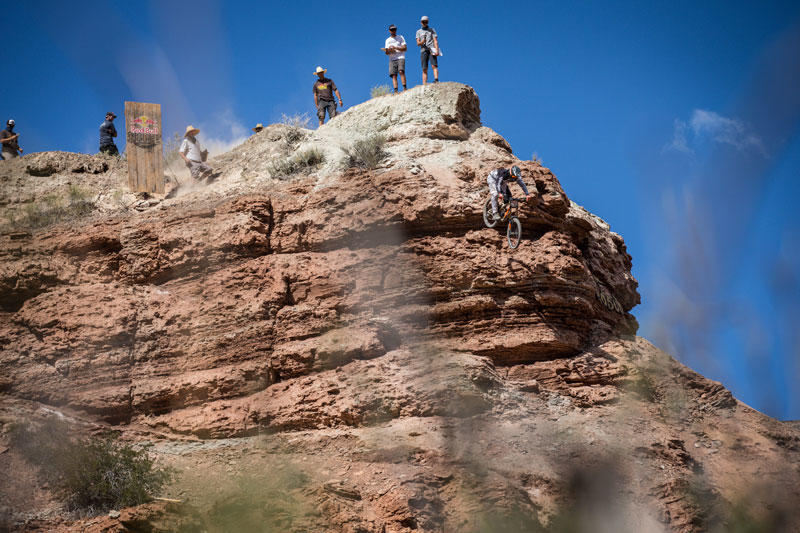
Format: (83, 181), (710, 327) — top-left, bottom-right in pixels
(179, 125), (214, 182)
(383, 24), (407, 94)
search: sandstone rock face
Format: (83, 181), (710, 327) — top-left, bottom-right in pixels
(1, 83), (798, 532)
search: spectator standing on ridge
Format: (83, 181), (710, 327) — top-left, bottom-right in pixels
(383, 24), (407, 94)
(416, 16), (440, 85)
(1, 119), (23, 160)
(179, 125), (214, 182)
(313, 66), (343, 126)
(252, 123), (264, 134)
(99, 111), (119, 156)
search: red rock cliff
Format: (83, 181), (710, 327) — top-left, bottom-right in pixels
(1, 83), (797, 532)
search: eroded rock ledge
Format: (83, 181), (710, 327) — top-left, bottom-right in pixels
(2, 82), (799, 533)
(0, 148), (638, 434)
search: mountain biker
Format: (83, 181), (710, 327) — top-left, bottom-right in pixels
(487, 165), (532, 221)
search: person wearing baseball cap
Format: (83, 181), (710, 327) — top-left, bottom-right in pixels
(1, 119), (22, 160)
(416, 16), (440, 85)
(313, 66), (344, 126)
(382, 24), (407, 94)
(99, 111), (119, 156)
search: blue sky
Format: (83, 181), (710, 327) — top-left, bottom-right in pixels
(2, 1), (799, 419)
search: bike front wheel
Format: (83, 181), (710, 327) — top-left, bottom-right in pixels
(507, 216), (522, 249)
(483, 197), (499, 228)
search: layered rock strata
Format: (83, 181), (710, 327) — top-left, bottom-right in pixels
(1, 83), (798, 532)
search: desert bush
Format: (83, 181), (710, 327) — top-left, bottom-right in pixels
(280, 113), (311, 146)
(295, 147), (325, 167)
(342, 134), (387, 169)
(267, 148), (326, 178)
(370, 84), (391, 98)
(9, 419), (172, 514)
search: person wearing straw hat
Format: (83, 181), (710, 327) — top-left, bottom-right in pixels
(179, 125), (214, 181)
(312, 66), (343, 126)
(99, 111), (119, 156)
(252, 123), (265, 134)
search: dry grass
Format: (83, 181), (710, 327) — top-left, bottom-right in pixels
(267, 148), (326, 178)
(342, 134), (388, 169)
(280, 113), (311, 130)
(4, 185), (95, 231)
(371, 85), (392, 98)
(280, 113), (311, 146)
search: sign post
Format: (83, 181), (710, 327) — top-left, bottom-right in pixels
(124, 101), (164, 194)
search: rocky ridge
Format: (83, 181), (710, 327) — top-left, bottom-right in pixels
(0, 83), (798, 532)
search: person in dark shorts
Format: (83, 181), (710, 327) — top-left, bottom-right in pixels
(383, 24), (407, 94)
(99, 111), (119, 156)
(179, 125), (214, 182)
(313, 66), (344, 126)
(416, 15), (440, 85)
(1, 119), (23, 160)
(487, 165), (532, 220)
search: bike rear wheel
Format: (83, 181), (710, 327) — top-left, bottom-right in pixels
(483, 197), (499, 228)
(507, 216), (522, 249)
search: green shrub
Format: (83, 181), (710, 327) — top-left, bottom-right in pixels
(370, 85), (391, 98)
(342, 134), (387, 169)
(9, 419), (173, 513)
(267, 148), (326, 178)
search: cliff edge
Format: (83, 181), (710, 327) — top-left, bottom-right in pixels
(0, 83), (797, 532)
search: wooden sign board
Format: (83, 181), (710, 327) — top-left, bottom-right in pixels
(124, 101), (164, 194)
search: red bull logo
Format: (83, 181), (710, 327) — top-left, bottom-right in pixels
(129, 115), (159, 135)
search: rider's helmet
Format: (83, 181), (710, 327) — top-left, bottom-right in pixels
(510, 165), (521, 178)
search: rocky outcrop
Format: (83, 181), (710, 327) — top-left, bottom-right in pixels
(1, 83), (798, 532)
(0, 84), (639, 433)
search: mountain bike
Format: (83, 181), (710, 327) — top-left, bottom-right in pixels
(483, 196), (524, 249)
